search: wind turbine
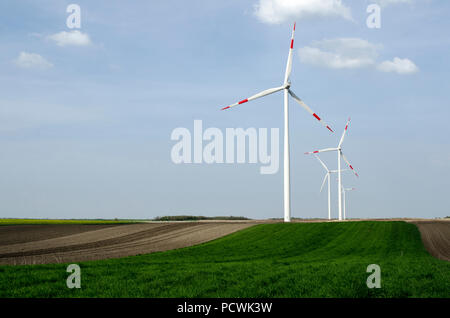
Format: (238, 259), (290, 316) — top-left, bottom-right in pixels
(305, 118), (358, 221)
(220, 23), (334, 222)
(313, 154), (348, 220)
(342, 186), (356, 220)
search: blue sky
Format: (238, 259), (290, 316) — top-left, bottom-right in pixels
(0, 0), (449, 219)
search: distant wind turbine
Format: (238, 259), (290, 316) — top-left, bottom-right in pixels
(342, 187), (356, 220)
(305, 118), (358, 221)
(221, 23), (334, 222)
(313, 154), (348, 220)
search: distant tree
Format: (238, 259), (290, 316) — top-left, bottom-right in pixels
(153, 215), (250, 221)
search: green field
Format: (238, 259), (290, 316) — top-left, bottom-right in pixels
(0, 221), (448, 297)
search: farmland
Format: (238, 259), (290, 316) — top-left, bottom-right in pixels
(0, 221), (448, 297)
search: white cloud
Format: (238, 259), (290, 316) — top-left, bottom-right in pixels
(47, 30), (91, 47)
(254, 0), (352, 24)
(299, 38), (418, 75)
(299, 38), (381, 69)
(377, 57), (418, 74)
(13, 52), (53, 70)
(375, 0), (413, 7)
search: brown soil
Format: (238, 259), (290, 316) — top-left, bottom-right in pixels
(409, 220), (450, 262)
(1, 219), (448, 265)
(0, 222), (256, 265)
(0, 224), (117, 246)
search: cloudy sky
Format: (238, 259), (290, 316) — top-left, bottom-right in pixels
(0, 0), (449, 219)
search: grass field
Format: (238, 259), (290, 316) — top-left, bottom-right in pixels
(0, 221), (448, 297)
(0, 219), (143, 225)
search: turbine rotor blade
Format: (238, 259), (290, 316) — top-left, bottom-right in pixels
(330, 169), (349, 173)
(338, 117), (351, 148)
(320, 173), (328, 193)
(314, 154), (329, 172)
(288, 89), (334, 133)
(221, 86), (284, 110)
(304, 148), (338, 155)
(341, 152), (359, 177)
(284, 22), (296, 84)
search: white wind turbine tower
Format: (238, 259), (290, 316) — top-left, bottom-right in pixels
(305, 118), (358, 221)
(342, 186), (356, 220)
(221, 23), (334, 222)
(312, 154), (348, 220)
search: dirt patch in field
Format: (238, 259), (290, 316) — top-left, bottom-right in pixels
(410, 220), (450, 262)
(0, 222), (256, 265)
(1, 219), (448, 265)
(0, 224), (118, 246)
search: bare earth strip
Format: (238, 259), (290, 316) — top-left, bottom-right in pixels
(409, 220), (450, 262)
(0, 224), (118, 246)
(0, 222), (256, 265)
(1, 219), (448, 265)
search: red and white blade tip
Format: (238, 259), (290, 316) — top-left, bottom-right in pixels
(312, 113), (334, 133)
(348, 165), (359, 177)
(221, 98), (248, 110)
(290, 23), (296, 48)
(344, 118), (351, 129)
